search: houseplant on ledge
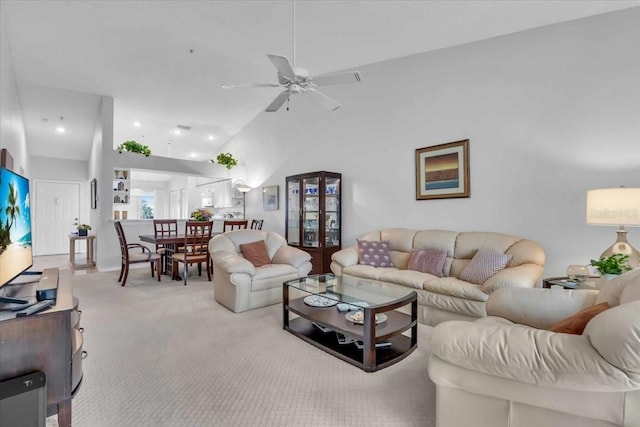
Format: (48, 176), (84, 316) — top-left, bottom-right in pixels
(590, 253), (632, 279)
(117, 140), (152, 157)
(212, 152), (238, 170)
(77, 224), (92, 236)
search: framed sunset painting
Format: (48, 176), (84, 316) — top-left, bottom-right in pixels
(415, 139), (469, 200)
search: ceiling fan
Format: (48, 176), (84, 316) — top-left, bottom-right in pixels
(222, 54), (362, 112)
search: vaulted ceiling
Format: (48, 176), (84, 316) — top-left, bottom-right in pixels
(2, 1), (637, 162)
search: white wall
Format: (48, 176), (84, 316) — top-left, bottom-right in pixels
(30, 156), (88, 182)
(0, 9), (29, 175)
(222, 8), (640, 277)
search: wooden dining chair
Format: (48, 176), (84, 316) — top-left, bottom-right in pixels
(114, 221), (161, 286)
(153, 219), (178, 272)
(223, 220), (248, 231)
(171, 220), (213, 285)
(250, 219), (264, 230)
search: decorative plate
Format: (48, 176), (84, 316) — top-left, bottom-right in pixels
(345, 311), (388, 325)
(304, 294), (339, 307)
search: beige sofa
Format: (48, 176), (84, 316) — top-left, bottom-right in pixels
(428, 268), (640, 427)
(330, 228), (545, 326)
(209, 230), (312, 313)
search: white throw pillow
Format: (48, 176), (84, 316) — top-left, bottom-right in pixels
(620, 269), (640, 304)
(584, 300), (640, 374)
(596, 268), (640, 306)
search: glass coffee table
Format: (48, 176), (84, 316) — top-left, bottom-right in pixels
(283, 274), (417, 372)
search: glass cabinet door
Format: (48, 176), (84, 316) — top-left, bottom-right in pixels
(287, 179), (300, 245)
(302, 177), (319, 248)
(324, 177), (340, 247)
(285, 171), (341, 274)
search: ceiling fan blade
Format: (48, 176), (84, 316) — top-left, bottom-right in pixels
(312, 71), (362, 86)
(221, 83), (280, 89)
(267, 54), (296, 82)
(305, 88), (341, 111)
(265, 90), (291, 112)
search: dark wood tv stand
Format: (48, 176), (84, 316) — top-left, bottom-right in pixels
(0, 268), (84, 427)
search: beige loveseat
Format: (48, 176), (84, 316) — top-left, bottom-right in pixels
(428, 268), (640, 427)
(209, 230), (312, 313)
(330, 228), (545, 326)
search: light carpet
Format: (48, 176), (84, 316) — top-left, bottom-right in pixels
(65, 268), (436, 426)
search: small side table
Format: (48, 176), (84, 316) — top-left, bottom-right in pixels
(542, 276), (600, 290)
(69, 233), (95, 269)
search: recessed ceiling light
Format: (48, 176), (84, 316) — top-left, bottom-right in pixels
(173, 129), (181, 135)
(208, 135), (215, 141)
(133, 121), (141, 127)
(189, 152), (197, 158)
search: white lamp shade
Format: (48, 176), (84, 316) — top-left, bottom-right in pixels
(586, 188), (640, 226)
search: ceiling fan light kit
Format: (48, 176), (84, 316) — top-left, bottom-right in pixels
(223, 53), (363, 112)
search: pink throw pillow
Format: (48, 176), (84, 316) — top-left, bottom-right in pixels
(408, 249), (447, 277)
(357, 240), (394, 268)
(459, 248), (512, 285)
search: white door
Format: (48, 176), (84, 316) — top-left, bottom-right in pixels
(34, 181), (80, 255)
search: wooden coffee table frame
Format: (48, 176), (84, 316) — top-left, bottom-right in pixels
(283, 278), (418, 372)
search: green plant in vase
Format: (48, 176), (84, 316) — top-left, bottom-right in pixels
(77, 224), (92, 236)
(589, 253), (632, 278)
(191, 208), (212, 221)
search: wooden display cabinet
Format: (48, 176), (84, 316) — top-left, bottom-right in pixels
(285, 171), (341, 274)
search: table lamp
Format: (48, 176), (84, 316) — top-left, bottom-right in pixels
(586, 187), (640, 268)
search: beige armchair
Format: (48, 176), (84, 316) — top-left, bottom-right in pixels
(428, 268), (640, 427)
(209, 230), (312, 313)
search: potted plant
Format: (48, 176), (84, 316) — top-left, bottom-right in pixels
(212, 152), (238, 170)
(589, 253), (632, 279)
(117, 140), (152, 157)
(77, 224), (92, 236)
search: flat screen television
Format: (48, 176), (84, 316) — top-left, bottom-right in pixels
(0, 167), (33, 288)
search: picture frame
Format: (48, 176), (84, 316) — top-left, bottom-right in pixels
(415, 139), (470, 200)
(1, 148), (14, 170)
(91, 178), (98, 209)
(262, 185), (279, 211)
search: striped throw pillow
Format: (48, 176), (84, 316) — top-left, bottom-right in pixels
(459, 248), (512, 285)
(408, 249), (447, 277)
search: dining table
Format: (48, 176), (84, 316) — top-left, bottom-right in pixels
(139, 233), (220, 277)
